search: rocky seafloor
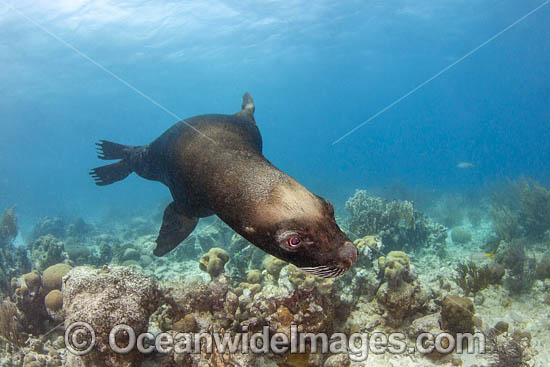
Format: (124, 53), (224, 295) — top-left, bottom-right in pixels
(1, 181), (549, 367)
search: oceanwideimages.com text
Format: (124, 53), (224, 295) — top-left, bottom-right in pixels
(66, 322), (486, 361)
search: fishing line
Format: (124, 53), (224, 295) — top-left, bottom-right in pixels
(332, 1), (550, 145)
(2, 1), (217, 145)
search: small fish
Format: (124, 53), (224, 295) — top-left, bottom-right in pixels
(470, 251), (495, 261)
(457, 162), (475, 169)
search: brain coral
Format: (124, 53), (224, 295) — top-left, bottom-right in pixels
(43, 263), (72, 291)
(44, 290), (63, 311)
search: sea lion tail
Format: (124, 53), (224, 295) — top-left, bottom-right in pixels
(96, 140), (133, 160)
(89, 161), (132, 186)
(90, 140), (137, 186)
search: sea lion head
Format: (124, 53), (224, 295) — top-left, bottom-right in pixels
(249, 182), (358, 278)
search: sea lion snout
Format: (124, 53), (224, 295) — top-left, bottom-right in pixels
(338, 241), (358, 269)
(326, 240), (358, 273)
(298, 239), (358, 278)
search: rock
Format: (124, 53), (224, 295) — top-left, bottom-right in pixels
(63, 266), (161, 367)
(122, 248), (140, 262)
(376, 281), (427, 327)
(376, 251), (427, 326)
(139, 255), (153, 267)
(474, 293), (485, 305)
(324, 354), (351, 367)
(440, 295), (475, 334)
(121, 260), (142, 268)
(173, 314), (197, 333)
(405, 313), (442, 339)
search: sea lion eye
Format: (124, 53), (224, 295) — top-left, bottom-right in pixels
(287, 237), (301, 247)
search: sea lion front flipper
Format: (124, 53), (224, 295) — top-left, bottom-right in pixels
(236, 92), (255, 123)
(153, 202), (198, 257)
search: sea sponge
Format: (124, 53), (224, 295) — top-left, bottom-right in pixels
(440, 295), (475, 334)
(451, 227), (472, 244)
(246, 269), (262, 284)
(43, 263), (72, 291)
(262, 256), (287, 279)
(44, 290), (63, 311)
(379, 251), (410, 288)
(199, 248), (229, 278)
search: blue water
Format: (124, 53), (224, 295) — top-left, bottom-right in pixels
(1, 0), (549, 227)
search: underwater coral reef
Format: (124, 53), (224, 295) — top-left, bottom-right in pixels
(1, 183), (549, 367)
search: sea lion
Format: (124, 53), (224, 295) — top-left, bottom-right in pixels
(90, 93), (357, 277)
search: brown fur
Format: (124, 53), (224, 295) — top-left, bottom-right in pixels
(91, 93), (357, 274)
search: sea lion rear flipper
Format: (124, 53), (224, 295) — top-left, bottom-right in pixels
(236, 92), (255, 123)
(153, 202), (198, 257)
(90, 161), (132, 186)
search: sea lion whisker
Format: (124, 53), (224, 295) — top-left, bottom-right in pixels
(304, 266), (330, 272)
(300, 266), (329, 272)
(303, 269), (331, 276)
(310, 269), (336, 276)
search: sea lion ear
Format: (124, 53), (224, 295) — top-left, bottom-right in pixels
(236, 92), (255, 122)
